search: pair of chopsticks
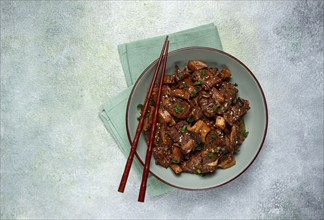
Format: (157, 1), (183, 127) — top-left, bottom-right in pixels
(118, 36), (169, 202)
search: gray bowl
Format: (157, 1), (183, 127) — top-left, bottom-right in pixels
(126, 47), (268, 190)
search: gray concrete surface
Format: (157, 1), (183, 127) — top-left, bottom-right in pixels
(1, 1), (323, 219)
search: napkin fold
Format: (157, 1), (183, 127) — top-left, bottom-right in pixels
(99, 23), (223, 196)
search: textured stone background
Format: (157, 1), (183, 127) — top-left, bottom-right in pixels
(1, 1), (323, 219)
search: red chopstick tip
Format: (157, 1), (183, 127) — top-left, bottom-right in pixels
(138, 194), (145, 202)
(118, 184), (125, 193)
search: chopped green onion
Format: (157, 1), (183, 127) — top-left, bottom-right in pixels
(213, 146), (217, 152)
(211, 134), (217, 140)
(239, 128), (243, 134)
(196, 169), (202, 174)
(207, 152), (213, 158)
(190, 91), (196, 96)
(221, 147), (226, 152)
(221, 106), (225, 112)
(180, 106), (185, 113)
(200, 69), (205, 78)
(181, 125), (187, 132)
(194, 81), (203, 85)
(234, 83), (238, 87)
(160, 102), (163, 107)
(172, 159), (179, 164)
(188, 118), (195, 123)
(183, 82), (188, 88)
(137, 104), (143, 110)
(174, 104), (180, 113)
(213, 105), (217, 112)
(146, 112), (150, 118)
(245, 131), (249, 137)
(195, 144), (203, 151)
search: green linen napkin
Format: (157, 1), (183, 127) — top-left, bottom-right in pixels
(99, 23), (223, 196)
(119, 23), (223, 87)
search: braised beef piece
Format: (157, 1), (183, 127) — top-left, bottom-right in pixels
(190, 131), (202, 145)
(198, 91), (217, 118)
(181, 152), (204, 174)
(216, 82), (238, 115)
(218, 153), (236, 169)
(164, 98), (191, 119)
(220, 82), (238, 102)
(142, 61), (250, 175)
(163, 75), (175, 84)
(171, 145), (183, 163)
(188, 96), (203, 121)
(229, 120), (246, 147)
(219, 67), (232, 81)
(171, 89), (190, 101)
(224, 97), (250, 126)
(181, 150), (219, 174)
(168, 121), (186, 142)
(204, 129), (226, 150)
(192, 69), (222, 91)
(153, 145), (172, 168)
(190, 106), (203, 121)
(174, 65), (190, 82)
(189, 86), (202, 98)
(159, 123), (172, 146)
(168, 121), (197, 155)
(148, 124), (172, 168)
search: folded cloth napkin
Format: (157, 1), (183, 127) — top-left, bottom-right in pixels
(99, 23), (223, 196)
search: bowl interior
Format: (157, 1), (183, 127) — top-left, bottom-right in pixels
(126, 47), (267, 189)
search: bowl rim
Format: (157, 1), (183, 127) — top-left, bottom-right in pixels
(126, 46), (268, 190)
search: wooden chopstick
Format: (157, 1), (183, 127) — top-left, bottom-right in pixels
(118, 36), (169, 193)
(138, 40), (170, 202)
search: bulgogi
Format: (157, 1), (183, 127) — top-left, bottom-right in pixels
(140, 60), (250, 175)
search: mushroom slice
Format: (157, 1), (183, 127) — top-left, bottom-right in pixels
(211, 87), (225, 103)
(220, 67), (232, 80)
(171, 89), (190, 101)
(158, 108), (173, 124)
(171, 145), (183, 163)
(170, 164), (183, 175)
(218, 154), (236, 169)
(188, 60), (208, 71)
(181, 139), (196, 155)
(215, 116), (226, 130)
(187, 120), (211, 143)
(207, 159), (219, 167)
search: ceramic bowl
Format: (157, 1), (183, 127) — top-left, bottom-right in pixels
(126, 47), (268, 190)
